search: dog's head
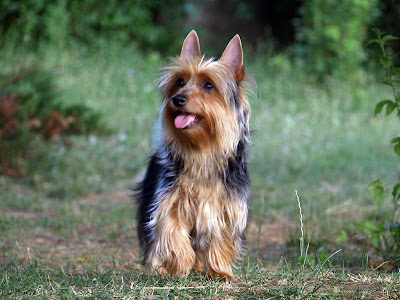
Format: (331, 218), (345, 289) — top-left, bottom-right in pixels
(158, 30), (253, 156)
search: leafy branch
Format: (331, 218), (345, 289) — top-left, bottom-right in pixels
(360, 29), (400, 260)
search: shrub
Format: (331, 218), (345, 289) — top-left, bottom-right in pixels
(0, 0), (186, 52)
(0, 65), (105, 177)
(295, 0), (379, 78)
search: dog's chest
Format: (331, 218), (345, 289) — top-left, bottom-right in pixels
(171, 173), (226, 225)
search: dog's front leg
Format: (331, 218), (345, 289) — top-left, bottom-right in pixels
(146, 200), (195, 277)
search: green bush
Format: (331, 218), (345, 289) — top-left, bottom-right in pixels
(295, 0), (379, 78)
(0, 0), (186, 52)
(0, 66), (105, 176)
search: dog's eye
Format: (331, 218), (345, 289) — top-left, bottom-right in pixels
(203, 81), (214, 91)
(177, 78), (185, 88)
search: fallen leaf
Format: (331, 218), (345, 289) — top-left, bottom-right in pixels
(44, 111), (75, 139)
(27, 117), (42, 129)
(2, 162), (26, 178)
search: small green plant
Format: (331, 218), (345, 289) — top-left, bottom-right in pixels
(361, 29), (400, 260)
(293, 190), (342, 298)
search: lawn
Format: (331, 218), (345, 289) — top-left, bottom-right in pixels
(1, 42), (400, 298)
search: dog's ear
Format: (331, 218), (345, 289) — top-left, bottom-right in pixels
(220, 35), (244, 82)
(180, 30), (201, 61)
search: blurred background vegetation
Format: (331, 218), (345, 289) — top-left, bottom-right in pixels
(1, 0), (399, 66)
(1, 0), (400, 279)
(1, 0), (399, 174)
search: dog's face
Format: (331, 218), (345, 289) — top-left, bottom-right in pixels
(159, 31), (250, 155)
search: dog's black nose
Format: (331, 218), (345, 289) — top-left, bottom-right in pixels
(172, 94), (187, 107)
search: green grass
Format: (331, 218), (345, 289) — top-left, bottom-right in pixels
(1, 42), (400, 298)
(2, 260), (399, 298)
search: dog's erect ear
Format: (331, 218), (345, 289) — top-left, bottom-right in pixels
(220, 35), (244, 82)
(180, 30), (201, 61)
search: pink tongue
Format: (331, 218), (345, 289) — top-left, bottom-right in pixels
(174, 113), (196, 129)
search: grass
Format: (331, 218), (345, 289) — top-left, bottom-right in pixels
(2, 260), (399, 298)
(1, 41), (400, 298)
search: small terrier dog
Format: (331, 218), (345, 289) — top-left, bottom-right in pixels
(137, 30), (254, 280)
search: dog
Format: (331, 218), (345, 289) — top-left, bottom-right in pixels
(137, 30), (254, 281)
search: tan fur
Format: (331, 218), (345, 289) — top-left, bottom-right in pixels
(146, 166), (248, 279)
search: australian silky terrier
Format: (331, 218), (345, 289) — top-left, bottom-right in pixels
(137, 30), (254, 281)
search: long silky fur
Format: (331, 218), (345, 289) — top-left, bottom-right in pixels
(136, 55), (255, 279)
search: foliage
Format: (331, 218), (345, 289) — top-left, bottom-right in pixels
(295, 0), (379, 78)
(373, 0), (400, 56)
(361, 29), (400, 260)
(0, 65), (105, 177)
(0, 0), (186, 52)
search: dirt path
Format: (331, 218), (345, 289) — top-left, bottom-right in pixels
(3, 187), (295, 273)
